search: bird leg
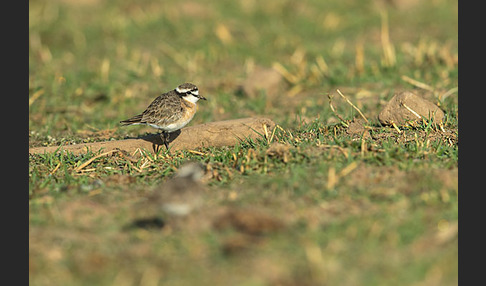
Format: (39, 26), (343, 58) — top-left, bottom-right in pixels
(160, 131), (170, 150)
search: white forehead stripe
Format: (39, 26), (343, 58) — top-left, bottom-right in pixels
(176, 87), (199, 95)
(176, 87), (198, 95)
(176, 87), (190, 93)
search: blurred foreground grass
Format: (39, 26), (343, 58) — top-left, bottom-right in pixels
(29, 0), (458, 285)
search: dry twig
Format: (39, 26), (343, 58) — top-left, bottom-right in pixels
(336, 89), (369, 123)
(401, 75), (434, 92)
(401, 103), (423, 120)
(75, 149), (119, 172)
(327, 93), (348, 126)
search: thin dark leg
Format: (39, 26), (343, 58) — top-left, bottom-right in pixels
(163, 131), (170, 150)
(158, 131), (168, 150)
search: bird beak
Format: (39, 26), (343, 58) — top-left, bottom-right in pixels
(199, 95), (207, 100)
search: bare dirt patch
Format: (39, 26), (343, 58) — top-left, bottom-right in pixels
(29, 117), (275, 156)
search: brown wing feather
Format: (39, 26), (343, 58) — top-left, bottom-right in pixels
(120, 113), (143, 125)
(120, 90), (185, 127)
(139, 92), (184, 125)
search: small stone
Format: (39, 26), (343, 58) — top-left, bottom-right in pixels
(378, 91), (444, 126)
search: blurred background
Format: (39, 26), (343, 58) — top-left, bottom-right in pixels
(29, 1), (458, 285)
(29, 0), (457, 144)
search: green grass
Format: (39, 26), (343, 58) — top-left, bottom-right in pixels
(30, 0), (457, 285)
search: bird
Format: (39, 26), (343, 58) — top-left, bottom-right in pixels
(127, 161), (207, 231)
(147, 161), (207, 217)
(120, 83), (206, 150)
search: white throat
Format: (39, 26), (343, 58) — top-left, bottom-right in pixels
(183, 94), (200, 104)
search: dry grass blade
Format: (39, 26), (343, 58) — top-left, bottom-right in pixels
(380, 9), (396, 68)
(392, 122), (402, 133)
(263, 123), (269, 144)
(75, 149), (119, 172)
(275, 124), (293, 139)
(439, 122), (446, 133)
(215, 23), (233, 45)
(78, 168), (96, 173)
(29, 89), (45, 107)
(268, 125), (278, 144)
(336, 89), (369, 123)
(439, 87), (458, 101)
(401, 103), (423, 120)
(316, 55), (329, 75)
(286, 84), (303, 97)
(338, 161), (358, 177)
(272, 62), (299, 83)
(319, 144), (349, 159)
(100, 58), (110, 83)
(117, 151), (139, 163)
(327, 93), (348, 126)
(326, 167), (337, 189)
(360, 133), (367, 157)
(187, 150), (206, 155)
(49, 162), (61, 176)
(401, 75), (434, 92)
(355, 41), (365, 74)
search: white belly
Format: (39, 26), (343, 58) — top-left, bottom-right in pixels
(148, 113), (195, 132)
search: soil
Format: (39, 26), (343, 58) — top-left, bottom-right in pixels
(29, 117), (275, 156)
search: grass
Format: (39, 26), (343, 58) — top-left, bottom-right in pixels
(29, 0), (458, 285)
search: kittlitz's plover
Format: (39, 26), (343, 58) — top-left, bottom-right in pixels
(120, 83), (206, 149)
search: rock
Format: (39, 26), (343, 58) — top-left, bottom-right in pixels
(378, 91), (444, 126)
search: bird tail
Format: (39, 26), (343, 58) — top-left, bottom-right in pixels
(120, 114), (143, 126)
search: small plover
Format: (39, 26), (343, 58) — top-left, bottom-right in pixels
(120, 83), (206, 149)
(148, 161), (206, 217)
(127, 162), (206, 230)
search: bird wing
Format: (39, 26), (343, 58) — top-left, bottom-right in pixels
(140, 93), (183, 125)
(120, 113), (143, 125)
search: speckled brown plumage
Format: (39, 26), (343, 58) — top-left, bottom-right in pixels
(120, 91), (188, 127)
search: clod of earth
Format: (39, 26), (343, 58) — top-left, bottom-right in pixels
(29, 117), (275, 156)
(378, 91), (444, 126)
